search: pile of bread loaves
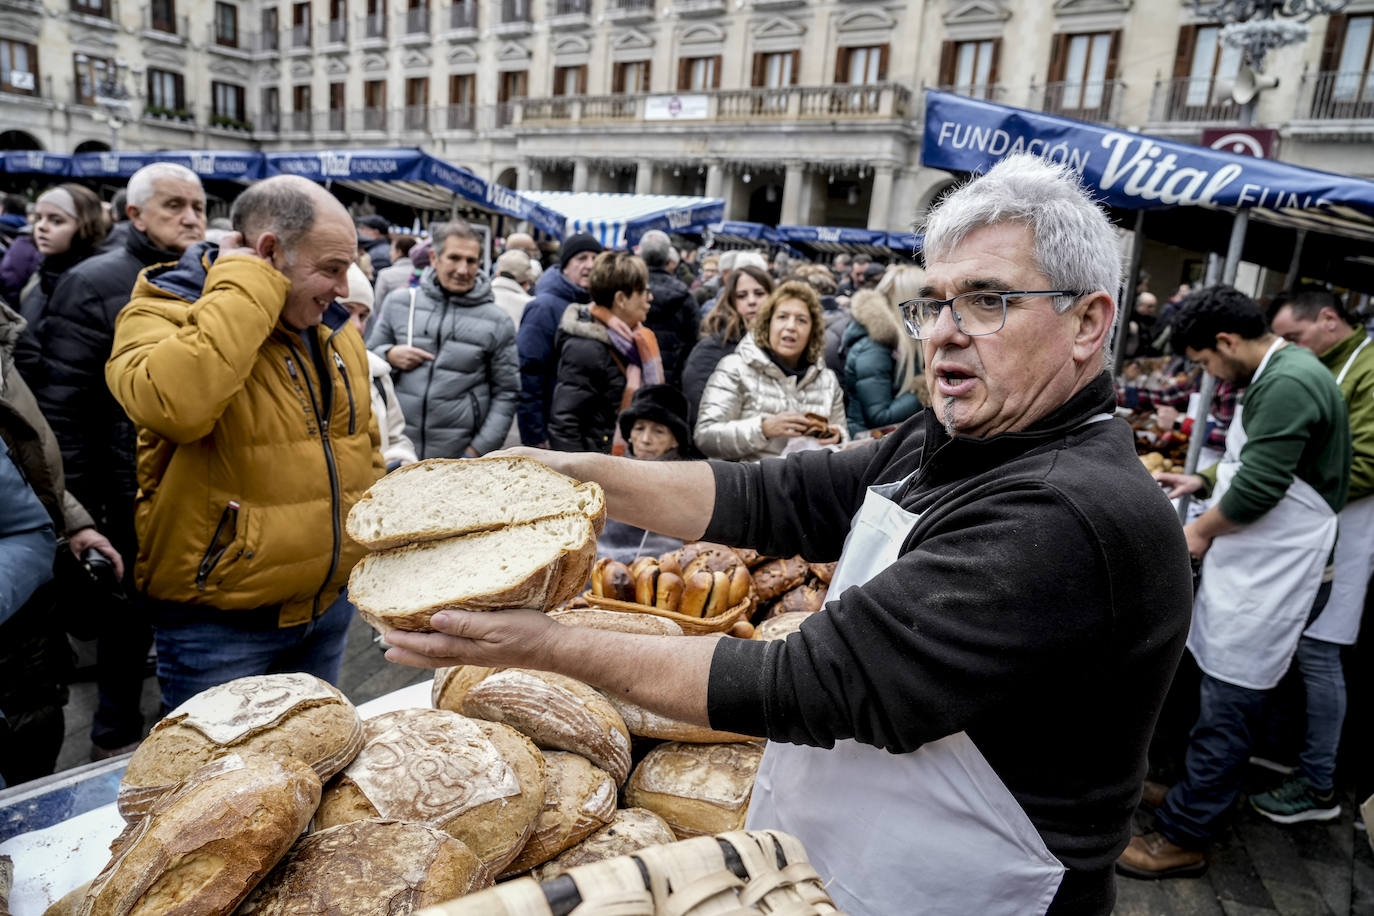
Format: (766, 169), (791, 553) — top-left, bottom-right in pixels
(51, 607), (781, 916)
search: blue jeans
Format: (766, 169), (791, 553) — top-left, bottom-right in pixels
(1157, 580), (1332, 847)
(1295, 635), (1346, 792)
(153, 591), (355, 713)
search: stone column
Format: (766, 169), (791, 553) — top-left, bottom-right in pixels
(516, 162), (530, 190)
(572, 159), (589, 192)
(779, 162), (807, 226)
(867, 166), (896, 230)
(705, 163), (724, 198)
(634, 158), (654, 195)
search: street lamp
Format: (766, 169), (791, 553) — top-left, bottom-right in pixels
(75, 54), (142, 150)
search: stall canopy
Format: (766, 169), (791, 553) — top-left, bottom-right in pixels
(922, 89), (1374, 244)
(70, 150), (266, 182)
(777, 225), (924, 259)
(522, 191), (724, 248)
(1, 151), (73, 175)
(263, 149), (565, 237)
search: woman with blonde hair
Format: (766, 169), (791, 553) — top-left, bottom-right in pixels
(843, 265), (927, 435)
(695, 280), (846, 462)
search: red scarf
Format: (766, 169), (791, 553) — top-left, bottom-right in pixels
(589, 305), (663, 455)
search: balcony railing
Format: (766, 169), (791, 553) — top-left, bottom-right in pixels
(675, 0), (725, 15)
(257, 110), (280, 133)
(444, 103), (477, 129)
(515, 83), (913, 125)
(289, 23), (311, 48)
(605, 0), (653, 20)
(328, 108), (347, 131)
(258, 28), (279, 51)
(209, 23), (251, 49)
(144, 9), (188, 38)
(501, 0), (532, 21)
(361, 12), (387, 39)
(404, 6), (429, 32)
(288, 110), (312, 132)
(934, 83), (1005, 103)
(1148, 76), (1239, 124)
(400, 104), (429, 130)
(449, 1), (478, 29)
(320, 18), (347, 44)
(70, 0), (115, 19)
(1297, 69), (1374, 121)
(552, 0), (589, 12)
(360, 107), (389, 131)
(1029, 79), (1123, 124)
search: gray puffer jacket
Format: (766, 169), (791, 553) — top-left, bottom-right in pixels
(695, 332), (847, 462)
(368, 270), (518, 458)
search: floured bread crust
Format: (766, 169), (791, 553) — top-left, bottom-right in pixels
(547, 609), (684, 636)
(624, 742), (766, 838)
(40, 881), (91, 916)
(118, 674), (362, 821)
(460, 670), (632, 785)
(431, 666), (497, 712)
(753, 612), (811, 642)
(238, 819), (491, 915)
(605, 697), (758, 744)
(85, 754), (320, 916)
(498, 752), (617, 878)
(531, 808), (678, 881)
(315, 710), (544, 874)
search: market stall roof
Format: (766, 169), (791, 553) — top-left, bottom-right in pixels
(263, 148), (566, 237)
(777, 225), (925, 259)
(70, 150), (266, 181)
(707, 220), (784, 247)
(1, 151), (73, 175)
(921, 89), (1374, 244)
(521, 191), (724, 248)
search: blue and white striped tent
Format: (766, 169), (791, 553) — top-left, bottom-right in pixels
(521, 192), (724, 248)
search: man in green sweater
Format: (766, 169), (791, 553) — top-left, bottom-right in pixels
(1260, 289), (1374, 821)
(1120, 285), (1351, 879)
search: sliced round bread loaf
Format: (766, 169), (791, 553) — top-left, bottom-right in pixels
(315, 709), (545, 874)
(346, 457), (606, 550)
(118, 673), (362, 821)
(86, 753), (321, 916)
(498, 751), (617, 878)
(349, 514), (598, 633)
(238, 819), (491, 915)
(623, 742), (766, 839)
(460, 669), (632, 785)
(753, 611), (811, 642)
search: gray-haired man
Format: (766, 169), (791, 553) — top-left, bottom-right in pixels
(387, 154), (1192, 915)
(29, 161), (206, 757)
(637, 229), (698, 386)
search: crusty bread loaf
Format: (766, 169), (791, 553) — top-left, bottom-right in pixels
(807, 561), (836, 584)
(777, 582), (827, 616)
(548, 608), (684, 636)
(346, 457), (606, 550)
(754, 612), (810, 642)
(118, 673), (362, 821)
(606, 697), (758, 744)
(499, 752), (617, 878)
(460, 669), (632, 785)
(238, 819), (491, 915)
(86, 753), (320, 916)
(349, 514), (598, 633)
(431, 665), (497, 711)
(40, 880), (91, 916)
(623, 742), (765, 839)
(751, 557), (809, 602)
(315, 709), (544, 874)
(531, 808), (678, 881)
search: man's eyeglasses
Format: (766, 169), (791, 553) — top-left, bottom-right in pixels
(897, 290), (1088, 340)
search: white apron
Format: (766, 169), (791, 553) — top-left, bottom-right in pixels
(1306, 336), (1374, 645)
(1188, 339), (1339, 690)
(744, 414), (1116, 915)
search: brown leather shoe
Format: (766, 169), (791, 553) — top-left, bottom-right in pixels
(1140, 780), (1170, 809)
(1116, 832), (1207, 880)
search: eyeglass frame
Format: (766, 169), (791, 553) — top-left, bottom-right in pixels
(896, 289), (1091, 340)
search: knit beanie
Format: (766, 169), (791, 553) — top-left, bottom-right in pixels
(559, 233), (603, 270)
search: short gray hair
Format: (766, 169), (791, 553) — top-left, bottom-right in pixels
(430, 219), (479, 251)
(922, 154), (1120, 361)
(638, 230), (672, 269)
(127, 163), (202, 209)
(230, 177), (317, 252)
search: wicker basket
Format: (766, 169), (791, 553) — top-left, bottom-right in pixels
(417, 829), (841, 915)
(578, 592), (754, 636)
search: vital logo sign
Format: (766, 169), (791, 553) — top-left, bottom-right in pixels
(319, 152), (353, 177)
(665, 209), (693, 229)
(486, 184), (522, 214)
(815, 227), (842, 243)
(190, 153), (217, 173)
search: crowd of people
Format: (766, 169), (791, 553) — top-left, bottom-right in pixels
(0, 166), (928, 788)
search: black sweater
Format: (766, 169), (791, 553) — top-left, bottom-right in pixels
(703, 373), (1192, 914)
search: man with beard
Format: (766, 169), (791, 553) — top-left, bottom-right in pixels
(1122, 285), (1351, 878)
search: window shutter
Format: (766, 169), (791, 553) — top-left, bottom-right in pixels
(678, 57), (689, 91)
(613, 62), (625, 94)
(1320, 13), (1348, 72)
(835, 47), (848, 84)
(877, 44), (889, 81)
(1173, 24), (1198, 79)
(751, 52), (765, 87)
(643, 60), (652, 92)
(987, 38), (1001, 87)
(712, 55), (721, 89)
(938, 40), (956, 86)
(790, 49), (800, 85)
(1047, 33), (1068, 83)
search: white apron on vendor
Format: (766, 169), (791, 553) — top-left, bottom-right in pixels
(1188, 340), (1339, 691)
(746, 413), (1113, 916)
(1306, 336), (1374, 647)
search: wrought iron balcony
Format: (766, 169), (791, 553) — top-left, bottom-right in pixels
(1028, 79), (1124, 124)
(1148, 76), (1240, 124)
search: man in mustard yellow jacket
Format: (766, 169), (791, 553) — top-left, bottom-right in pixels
(106, 175), (384, 710)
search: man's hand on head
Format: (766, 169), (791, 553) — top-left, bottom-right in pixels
(216, 231), (260, 260)
(384, 608), (561, 671)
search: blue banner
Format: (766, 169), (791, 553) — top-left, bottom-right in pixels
(70, 150), (266, 181)
(1, 151), (72, 176)
(709, 221), (779, 242)
(887, 231), (924, 253)
(778, 225), (890, 247)
(922, 90), (1374, 221)
(626, 198), (724, 246)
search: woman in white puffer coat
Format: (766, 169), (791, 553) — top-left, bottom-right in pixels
(695, 280), (847, 462)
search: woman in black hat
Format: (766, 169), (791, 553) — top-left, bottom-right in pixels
(596, 384), (698, 562)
